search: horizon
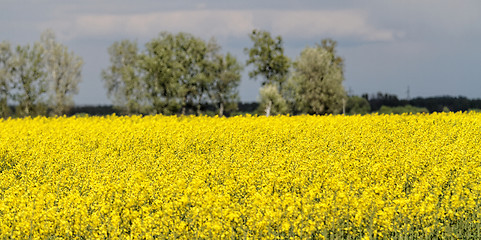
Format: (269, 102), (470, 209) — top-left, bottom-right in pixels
(68, 94), (481, 107)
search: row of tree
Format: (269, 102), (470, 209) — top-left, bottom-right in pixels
(0, 30), (83, 118)
(0, 29), (348, 117)
(102, 30), (347, 116)
(102, 32), (242, 116)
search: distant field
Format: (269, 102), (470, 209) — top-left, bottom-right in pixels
(1, 113), (481, 239)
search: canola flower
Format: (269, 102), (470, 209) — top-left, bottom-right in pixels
(1, 112), (481, 239)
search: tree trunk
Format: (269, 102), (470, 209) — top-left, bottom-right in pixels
(219, 102), (224, 117)
(265, 100), (272, 117)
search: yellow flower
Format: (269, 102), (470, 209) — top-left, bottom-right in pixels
(0, 113), (480, 238)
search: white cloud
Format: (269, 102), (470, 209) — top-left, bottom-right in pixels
(266, 10), (399, 41)
(38, 9), (401, 42)
(359, 0), (481, 40)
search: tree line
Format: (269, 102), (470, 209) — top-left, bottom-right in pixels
(361, 93), (481, 113)
(102, 30), (346, 116)
(2, 29), (479, 118)
(1, 29), (348, 117)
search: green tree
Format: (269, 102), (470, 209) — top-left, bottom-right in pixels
(141, 33), (182, 115)
(208, 52), (242, 117)
(0, 41), (12, 117)
(346, 96), (371, 115)
(174, 32), (210, 115)
(258, 84), (288, 116)
(289, 39), (346, 115)
(141, 32), (212, 115)
(245, 29), (290, 116)
(10, 43), (47, 117)
(41, 30), (83, 116)
(102, 39), (143, 115)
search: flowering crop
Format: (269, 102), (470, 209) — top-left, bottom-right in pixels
(1, 113), (481, 239)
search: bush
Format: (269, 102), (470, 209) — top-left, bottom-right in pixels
(378, 105), (429, 114)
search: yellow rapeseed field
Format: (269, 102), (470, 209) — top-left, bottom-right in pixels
(1, 113), (481, 239)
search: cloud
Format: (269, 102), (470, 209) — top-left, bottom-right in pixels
(266, 10), (399, 41)
(38, 9), (401, 42)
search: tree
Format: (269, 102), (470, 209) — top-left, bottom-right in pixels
(10, 43), (48, 117)
(258, 84), (288, 116)
(245, 29), (290, 116)
(102, 32), (241, 116)
(41, 30), (83, 116)
(141, 33), (182, 115)
(346, 96), (371, 115)
(102, 39), (143, 114)
(174, 32), (210, 115)
(140, 32), (213, 115)
(208, 52), (242, 117)
(0, 41), (12, 118)
(365, 92), (401, 111)
(289, 39), (346, 114)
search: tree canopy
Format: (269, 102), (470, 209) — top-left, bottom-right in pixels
(41, 29), (83, 116)
(288, 39), (346, 115)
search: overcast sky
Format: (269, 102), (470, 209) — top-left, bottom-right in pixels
(1, 0), (481, 105)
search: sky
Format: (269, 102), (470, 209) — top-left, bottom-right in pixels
(1, 0), (481, 105)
